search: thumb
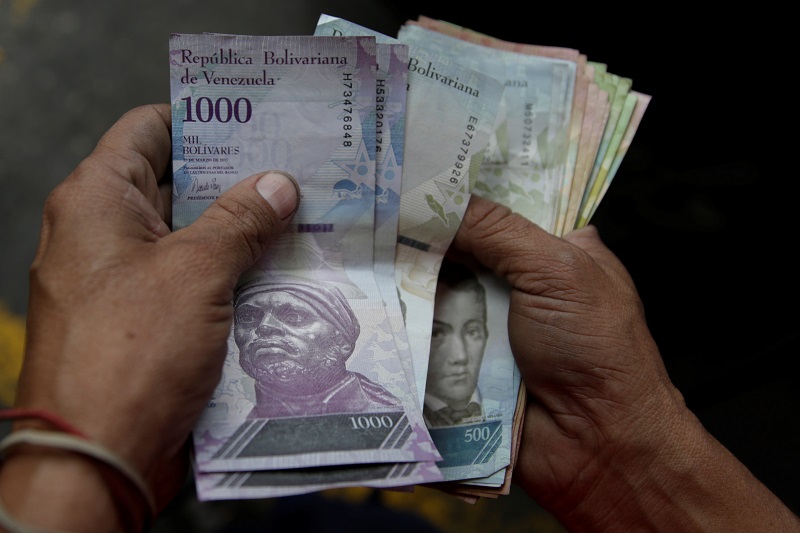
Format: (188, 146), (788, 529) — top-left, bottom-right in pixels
(176, 170), (300, 278)
(452, 196), (629, 298)
(563, 224), (610, 257)
(563, 224), (633, 281)
(451, 195), (566, 280)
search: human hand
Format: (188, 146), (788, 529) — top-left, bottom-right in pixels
(451, 195), (679, 510)
(10, 104), (299, 512)
(451, 196), (800, 531)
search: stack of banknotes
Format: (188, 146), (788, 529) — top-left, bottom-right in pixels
(169, 13), (650, 503)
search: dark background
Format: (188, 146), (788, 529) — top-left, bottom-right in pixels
(1, 0), (797, 529)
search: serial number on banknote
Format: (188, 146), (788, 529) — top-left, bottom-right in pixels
(520, 103), (534, 166)
(450, 116), (478, 182)
(341, 72), (355, 147)
(375, 79), (386, 153)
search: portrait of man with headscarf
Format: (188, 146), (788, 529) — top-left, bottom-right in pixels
(233, 274), (401, 419)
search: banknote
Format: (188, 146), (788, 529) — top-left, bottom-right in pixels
(563, 70), (609, 233)
(314, 15), (504, 414)
(170, 15), (649, 500)
(583, 90), (651, 223)
(170, 33), (441, 473)
(417, 255), (517, 483)
(195, 460), (441, 500)
(394, 22), (575, 484)
(408, 16), (588, 236)
(412, 16), (582, 62)
(190, 39), (447, 499)
(553, 55), (592, 236)
(315, 16), (516, 483)
(578, 88), (638, 224)
(576, 66), (633, 227)
(369, 41), (417, 406)
(397, 21), (577, 233)
(411, 16), (651, 234)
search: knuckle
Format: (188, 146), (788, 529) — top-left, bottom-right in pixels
(42, 176), (80, 221)
(461, 197), (515, 236)
(213, 195), (266, 240)
(204, 195), (276, 265)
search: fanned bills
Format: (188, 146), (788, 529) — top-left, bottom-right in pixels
(314, 15), (504, 415)
(168, 14), (650, 503)
(315, 16), (520, 486)
(170, 32), (443, 498)
(398, 21), (577, 233)
(398, 16), (650, 499)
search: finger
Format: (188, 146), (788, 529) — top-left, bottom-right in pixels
(77, 104), (172, 218)
(563, 224), (634, 282)
(94, 103), (172, 187)
(562, 224), (613, 258)
(452, 195), (576, 288)
(47, 104), (173, 233)
(172, 170), (300, 282)
(34, 105), (173, 254)
(159, 179), (173, 230)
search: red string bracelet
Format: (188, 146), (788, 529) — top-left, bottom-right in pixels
(0, 408), (88, 438)
(0, 408), (156, 533)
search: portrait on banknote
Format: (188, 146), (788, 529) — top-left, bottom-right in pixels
(232, 274), (402, 419)
(423, 257), (489, 427)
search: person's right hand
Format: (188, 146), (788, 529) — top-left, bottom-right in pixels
(0, 104), (300, 532)
(451, 195), (800, 532)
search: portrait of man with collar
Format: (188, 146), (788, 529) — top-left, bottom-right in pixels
(423, 257), (488, 428)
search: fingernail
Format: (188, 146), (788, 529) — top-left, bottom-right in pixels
(256, 171), (300, 220)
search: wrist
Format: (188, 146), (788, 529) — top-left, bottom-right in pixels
(553, 387), (800, 532)
(0, 443), (124, 533)
(0, 409), (157, 533)
(559, 397), (701, 531)
(9, 401), (163, 494)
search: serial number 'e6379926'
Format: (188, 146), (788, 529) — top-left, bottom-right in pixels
(451, 115), (479, 183)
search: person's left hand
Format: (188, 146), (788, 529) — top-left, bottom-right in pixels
(13, 103), (300, 509)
